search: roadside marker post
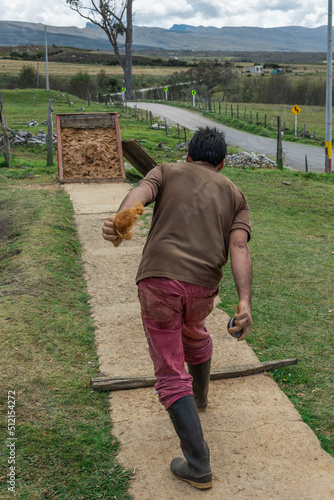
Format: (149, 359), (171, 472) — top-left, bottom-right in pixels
(192, 90), (196, 107)
(164, 86), (168, 100)
(291, 104), (301, 136)
(122, 87), (126, 102)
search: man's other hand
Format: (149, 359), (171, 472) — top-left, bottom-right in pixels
(231, 300), (252, 342)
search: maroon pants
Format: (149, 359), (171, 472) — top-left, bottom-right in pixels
(138, 277), (218, 409)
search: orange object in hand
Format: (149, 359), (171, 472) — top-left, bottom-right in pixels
(112, 202), (145, 247)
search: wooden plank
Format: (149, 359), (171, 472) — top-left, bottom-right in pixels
(122, 139), (157, 176)
(91, 358), (298, 391)
(59, 113), (116, 129)
(59, 177), (126, 184)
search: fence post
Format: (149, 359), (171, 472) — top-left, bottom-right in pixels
(0, 93), (11, 167)
(231, 104), (233, 118)
(177, 123), (181, 142)
(256, 112), (259, 125)
(184, 127), (187, 142)
(237, 105), (239, 119)
(277, 116), (283, 170)
(244, 106), (246, 120)
(305, 154), (308, 173)
(325, 147), (329, 172)
(250, 111), (252, 124)
(264, 114), (267, 127)
(46, 98), (53, 167)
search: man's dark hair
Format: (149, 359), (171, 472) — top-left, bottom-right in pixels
(188, 127), (227, 167)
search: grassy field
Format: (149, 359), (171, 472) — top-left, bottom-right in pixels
(218, 167), (334, 455)
(152, 97), (331, 147)
(0, 179), (132, 499)
(203, 100), (329, 142)
(0, 87), (332, 150)
(0, 90), (333, 498)
(0, 59), (187, 78)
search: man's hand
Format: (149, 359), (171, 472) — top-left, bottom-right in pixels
(102, 217), (117, 243)
(228, 300), (252, 341)
(229, 229), (252, 341)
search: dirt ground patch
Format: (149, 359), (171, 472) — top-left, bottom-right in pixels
(61, 127), (123, 180)
(64, 182), (334, 499)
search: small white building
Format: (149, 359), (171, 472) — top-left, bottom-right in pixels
(245, 65), (263, 74)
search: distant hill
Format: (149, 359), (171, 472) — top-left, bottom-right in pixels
(0, 20), (331, 52)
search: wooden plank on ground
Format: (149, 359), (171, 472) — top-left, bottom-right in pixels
(122, 139), (157, 176)
(91, 358), (298, 391)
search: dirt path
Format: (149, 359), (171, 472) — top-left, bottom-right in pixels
(64, 182), (334, 499)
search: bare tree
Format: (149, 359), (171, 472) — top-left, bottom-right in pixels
(169, 61), (234, 109)
(65, 0), (133, 99)
(188, 61), (234, 110)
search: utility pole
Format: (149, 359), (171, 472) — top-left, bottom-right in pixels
(45, 26), (50, 92)
(325, 0), (332, 172)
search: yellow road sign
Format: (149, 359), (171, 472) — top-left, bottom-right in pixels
(291, 104), (301, 115)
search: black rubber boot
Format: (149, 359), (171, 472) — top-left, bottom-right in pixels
(187, 358), (211, 411)
(167, 395), (212, 489)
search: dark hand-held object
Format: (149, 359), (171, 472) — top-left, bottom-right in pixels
(227, 318), (243, 339)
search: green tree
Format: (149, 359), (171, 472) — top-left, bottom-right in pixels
(65, 0), (133, 99)
(176, 61), (234, 110)
(69, 72), (96, 99)
(17, 65), (37, 88)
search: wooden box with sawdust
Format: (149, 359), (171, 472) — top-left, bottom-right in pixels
(56, 112), (126, 183)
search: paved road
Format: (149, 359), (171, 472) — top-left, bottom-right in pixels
(128, 102), (327, 173)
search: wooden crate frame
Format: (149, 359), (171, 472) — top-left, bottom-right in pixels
(56, 112), (126, 184)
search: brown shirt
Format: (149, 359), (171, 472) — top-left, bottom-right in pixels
(136, 161), (251, 289)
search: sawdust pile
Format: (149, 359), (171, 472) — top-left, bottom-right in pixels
(61, 127), (123, 180)
(112, 202), (145, 247)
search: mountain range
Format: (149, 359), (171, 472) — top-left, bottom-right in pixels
(0, 20), (331, 53)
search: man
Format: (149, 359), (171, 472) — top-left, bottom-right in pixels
(102, 126), (252, 490)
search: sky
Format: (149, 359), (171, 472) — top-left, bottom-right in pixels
(0, 0), (330, 30)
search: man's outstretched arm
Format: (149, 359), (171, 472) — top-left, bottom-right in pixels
(102, 184), (153, 243)
(228, 229), (252, 341)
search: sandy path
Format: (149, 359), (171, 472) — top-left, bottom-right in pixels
(64, 182), (334, 499)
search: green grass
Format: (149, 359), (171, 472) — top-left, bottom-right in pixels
(1, 90), (334, 500)
(217, 167), (334, 454)
(0, 186), (132, 499)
